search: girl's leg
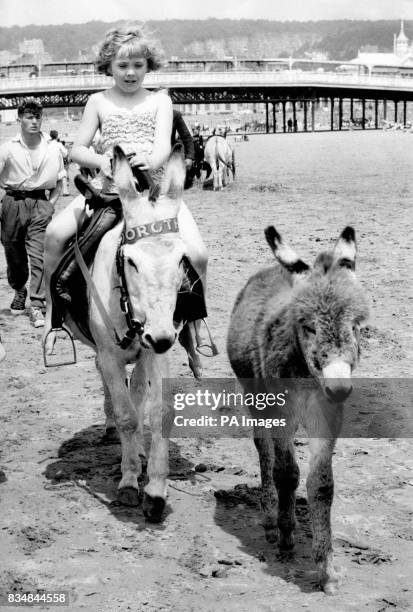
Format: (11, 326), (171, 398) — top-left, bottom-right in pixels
(43, 195), (86, 345)
(177, 202), (217, 357)
(177, 202), (208, 289)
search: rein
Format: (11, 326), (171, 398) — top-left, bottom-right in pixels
(115, 229), (146, 349)
(73, 221), (144, 350)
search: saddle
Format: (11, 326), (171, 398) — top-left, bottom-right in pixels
(50, 169), (208, 346)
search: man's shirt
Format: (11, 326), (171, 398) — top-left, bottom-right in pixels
(0, 132), (65, 190)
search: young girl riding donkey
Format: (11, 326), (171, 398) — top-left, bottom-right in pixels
(43, 24), (216, 374)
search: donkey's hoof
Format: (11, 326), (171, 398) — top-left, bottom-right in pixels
(117, 485), (140, 507)
(143, 493), (165, 523)
(323, 579), (339, 596)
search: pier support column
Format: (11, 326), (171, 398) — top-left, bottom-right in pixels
(383, 99), (387, 120)
(272, 103), (276, 133)
(339, 98), (343, 130)
(303, 100), (308, 131)
(293, 101), (297, 131)
(330, 97), (334, 130)
(375, 99), (378, 129)
(403, 100), (407, 127)
(265, 103), (269, 134)
(362, 98), (366, 129)
(394, 101), (398, 123)
(350, 98), (354, 121)
(311, 99), (315, 132)
(282, 101), (286, 133)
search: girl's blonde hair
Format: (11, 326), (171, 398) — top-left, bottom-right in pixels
(96, 23), (165, 75)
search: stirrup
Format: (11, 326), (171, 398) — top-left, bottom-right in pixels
(193, 319), (219, 357)
(43, 326), (77, 367)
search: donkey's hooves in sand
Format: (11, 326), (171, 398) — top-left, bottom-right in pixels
(143, 494), (166, 523)
(117, 485), (140, 507)
(322, 578), (340, 596)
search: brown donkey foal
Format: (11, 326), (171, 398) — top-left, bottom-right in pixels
(227, 226), (370, 594)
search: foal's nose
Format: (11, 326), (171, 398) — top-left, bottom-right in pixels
(143, 331), (177, 354)
(325, 384), (353, 403)
(322, 360), (353, 403)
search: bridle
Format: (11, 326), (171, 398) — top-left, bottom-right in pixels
(115, 229), (146, 349)
(114, 215), (183, 349)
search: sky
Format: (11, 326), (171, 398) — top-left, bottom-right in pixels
(1, 0), (413, 27)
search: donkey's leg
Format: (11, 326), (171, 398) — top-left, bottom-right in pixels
(273, 438), (300, 550)
(142, 354), (173, 523)
(129, 362), (148, 469)
(254, 434), (278, 544)
(96, 350), (142, 506)
(306, 437), (339, 595)
(95, 356), (119, 442)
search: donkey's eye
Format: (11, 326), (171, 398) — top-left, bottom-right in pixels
(303, 325), (316, 335)
(127, 258), (138, 272)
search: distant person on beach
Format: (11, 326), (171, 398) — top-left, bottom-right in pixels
(0, 99), (64, 328)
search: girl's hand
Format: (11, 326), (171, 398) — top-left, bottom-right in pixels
(129, 154), (150, 171)
(98, 154), (113, 178)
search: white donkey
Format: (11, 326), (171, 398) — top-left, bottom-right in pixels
(204, 135), (235, 190)
(227, 226), (370, 594)
(53, 146), (190, 522)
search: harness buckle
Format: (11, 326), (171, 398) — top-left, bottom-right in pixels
(120, 295), (129, 314)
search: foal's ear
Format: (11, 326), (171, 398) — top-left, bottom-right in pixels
(264, 226), (309, 281)
(161, 144), (186, 200)
(112, 145), (138, 198)
(332, 226), (357, 271)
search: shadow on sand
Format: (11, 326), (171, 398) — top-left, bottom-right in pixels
(44, 424), (195, 529)
(213, 480), (321, 593)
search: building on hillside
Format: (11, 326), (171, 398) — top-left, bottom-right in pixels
(19, 39), (44, 56)
(350, 19), (413, 75)
(18, 39), (51, 64)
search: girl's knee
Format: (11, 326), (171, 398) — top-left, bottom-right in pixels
(45, 220), (67, 251)
(189, 246), (208, 272)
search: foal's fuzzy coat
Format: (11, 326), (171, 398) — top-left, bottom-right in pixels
(227, 226), (370, 594)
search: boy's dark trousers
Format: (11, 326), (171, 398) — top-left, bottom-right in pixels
(0, 190), (54, 309)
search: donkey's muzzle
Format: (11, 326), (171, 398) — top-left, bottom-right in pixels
(143, 332), (177, 354)
(325, 383), (353, 403)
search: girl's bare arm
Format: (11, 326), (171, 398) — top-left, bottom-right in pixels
(70, 94), (110, 174)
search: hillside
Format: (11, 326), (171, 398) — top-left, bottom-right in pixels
(0, 19), (409, 63)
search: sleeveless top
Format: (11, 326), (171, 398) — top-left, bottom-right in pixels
(91, 101), (165, 193)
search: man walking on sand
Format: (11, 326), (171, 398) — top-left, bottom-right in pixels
(0, 99), (64, 328)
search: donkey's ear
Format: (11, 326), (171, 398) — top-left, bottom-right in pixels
(161, 144), (186, 200)
(264, 226), (309, 280)
(112, 145), (138, 198)
(332, 226), (357, 271)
